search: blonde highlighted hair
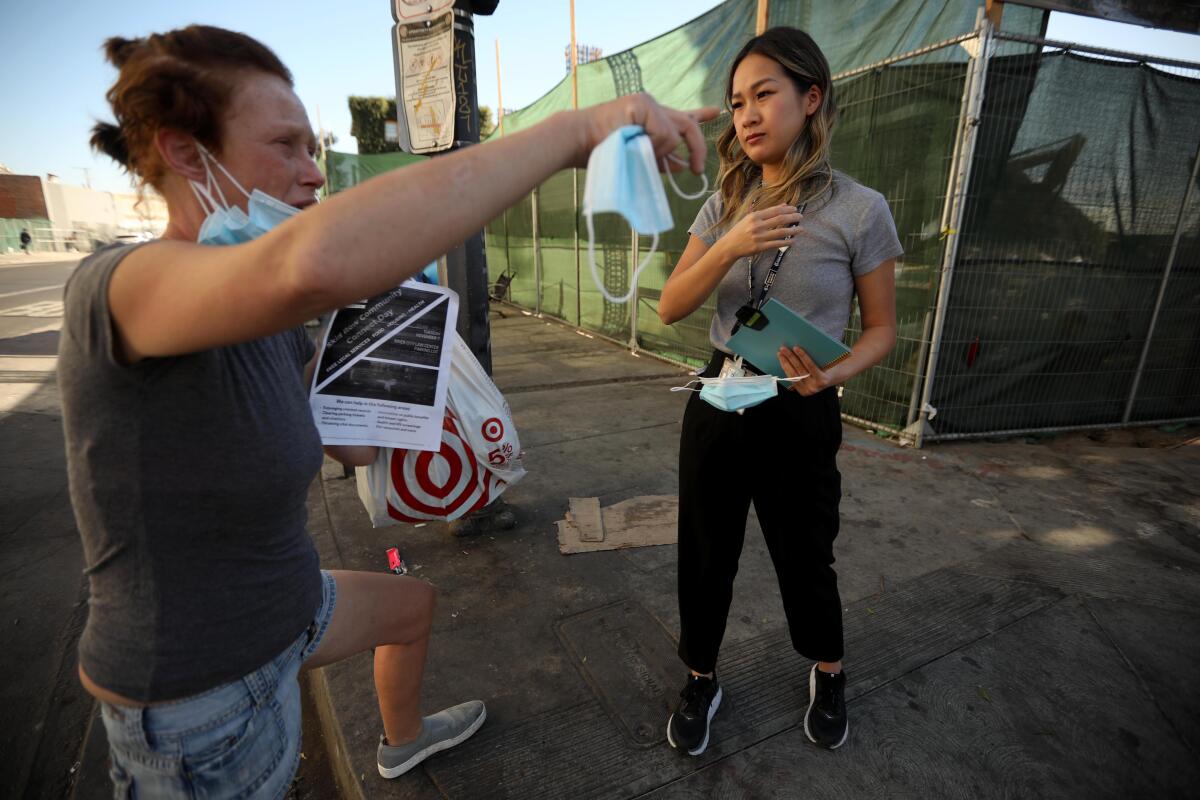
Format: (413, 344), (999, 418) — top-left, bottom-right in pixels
(713, 27), (837, 232)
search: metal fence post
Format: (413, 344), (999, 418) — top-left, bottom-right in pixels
(629, 230), (640, 350)
(531, 187), (542, 316)
(574, 168), (582, 326)
(913, 11), (993, 448)
(502, 206), (510, 275)
(1123, 137), (1200, 423)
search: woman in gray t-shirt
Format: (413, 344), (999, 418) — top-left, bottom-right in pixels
(659, 27), (903, 756)
(65, 24), (713, 798)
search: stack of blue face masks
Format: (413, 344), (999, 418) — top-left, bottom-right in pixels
(189, 143), (307, 245)
(582, 125), (707, 304)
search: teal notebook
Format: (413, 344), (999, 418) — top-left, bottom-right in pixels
(726, 298), (852, 378)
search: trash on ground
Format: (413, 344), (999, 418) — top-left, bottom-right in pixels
(556, 495), (677, 554)
(386, 546), (408, 575)
(567, 497), (605, 542)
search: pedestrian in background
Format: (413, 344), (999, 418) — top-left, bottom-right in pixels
(64, 24), (713, 798)
(658, 27), (901, 755)
(19, 227), (32, 254)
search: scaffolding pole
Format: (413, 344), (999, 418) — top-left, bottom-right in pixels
(905, 37), (980, 431)
(629, 230), (640, 350)
(495, 39), (504, 136)
(1123, 136), (1200, 423)
(570, 0), (581, 326)
(532, 187), (542, 316)
(914, 12), (993, 448)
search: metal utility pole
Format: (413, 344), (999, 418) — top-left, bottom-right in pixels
(442, 0), (497, 374)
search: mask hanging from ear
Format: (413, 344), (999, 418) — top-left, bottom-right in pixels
(582, 125), (708, 304)
(188, 143), (307, 246)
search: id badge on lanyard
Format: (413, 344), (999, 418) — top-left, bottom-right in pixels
(719, 354), (747, 379)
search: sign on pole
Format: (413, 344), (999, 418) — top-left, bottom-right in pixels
(392, 0), (454, 23)
(391, 4), (457, 154)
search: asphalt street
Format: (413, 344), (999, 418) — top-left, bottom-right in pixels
(0, 254), (89, 797)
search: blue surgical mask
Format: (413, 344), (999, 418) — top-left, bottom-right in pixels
(672, 374), (804, 413)
(189, 143), (307, 246)
(582, 125), (708, 303)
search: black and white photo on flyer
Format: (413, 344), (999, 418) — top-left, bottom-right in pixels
(309, 281), (458, 451)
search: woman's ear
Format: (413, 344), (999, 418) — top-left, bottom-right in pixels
(805, 84), (823, 117)
(156, 129), (207, 183)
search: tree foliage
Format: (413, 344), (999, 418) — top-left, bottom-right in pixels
(348, 96), (400, 154)
(479, 105), (496, 138)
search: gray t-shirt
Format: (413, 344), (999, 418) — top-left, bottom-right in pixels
(58, 243), (324, 702)
(688, 173), (903, 355)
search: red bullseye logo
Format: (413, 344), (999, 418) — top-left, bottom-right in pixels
(385, 409), (501, 523)
(481, 417), (504, 443)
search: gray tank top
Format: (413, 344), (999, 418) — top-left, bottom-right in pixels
(58, 243), (324, 702)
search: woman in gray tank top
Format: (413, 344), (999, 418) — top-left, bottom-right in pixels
(657, 27), (903, 757)
(63, 24), (715, 798)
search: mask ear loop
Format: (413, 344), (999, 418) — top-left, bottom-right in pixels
(587, 213), (658, 305)
(189, 180), (219, 217)
(670, 378), (704, 393)
(662, 154), (709, 200)
(196, 142), (252, 202)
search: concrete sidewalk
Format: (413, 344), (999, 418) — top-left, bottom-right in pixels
(0, 251), (83, 267)
(308, 310), (1200, 799)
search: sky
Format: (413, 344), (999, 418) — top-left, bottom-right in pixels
(0, 1), (1196, 195)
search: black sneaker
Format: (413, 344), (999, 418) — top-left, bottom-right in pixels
(804, 665), (848, 749)
(667, 673), (723, 756)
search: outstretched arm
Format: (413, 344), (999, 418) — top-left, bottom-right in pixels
(110, 96), (716, 363)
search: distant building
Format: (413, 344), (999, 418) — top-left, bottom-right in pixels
(565, 44), (603, 73)
(0, 173), (167, 253)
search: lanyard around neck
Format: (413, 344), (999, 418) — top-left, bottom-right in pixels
(746, 201), (807, 310)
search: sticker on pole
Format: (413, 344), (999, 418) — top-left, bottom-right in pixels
(392, 11), (455, 154)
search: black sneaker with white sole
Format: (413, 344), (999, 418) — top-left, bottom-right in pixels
(804, 665), (848, 749)
(667, 673), (722, 756)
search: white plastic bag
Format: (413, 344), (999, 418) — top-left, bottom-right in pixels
(356, 334), (525, 525)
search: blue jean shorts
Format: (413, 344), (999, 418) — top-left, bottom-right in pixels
(99, 570), (338, 799)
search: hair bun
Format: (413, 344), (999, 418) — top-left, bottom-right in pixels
(90, 122), (130, 168)
(103, 36), (145, 68)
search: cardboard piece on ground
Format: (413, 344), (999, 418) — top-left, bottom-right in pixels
(568, 497), (605, 542)
(556, 495), (677, 554)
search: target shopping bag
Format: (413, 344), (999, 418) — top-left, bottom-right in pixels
(356, 334), (525, 525)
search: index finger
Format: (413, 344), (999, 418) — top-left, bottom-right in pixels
(678, 106), (719, 173)
(759, 204), (800, 220)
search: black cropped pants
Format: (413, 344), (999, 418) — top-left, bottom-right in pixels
(676, 350), (845, 674)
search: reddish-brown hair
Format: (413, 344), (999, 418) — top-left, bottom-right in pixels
(90, 25), (292, 190)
